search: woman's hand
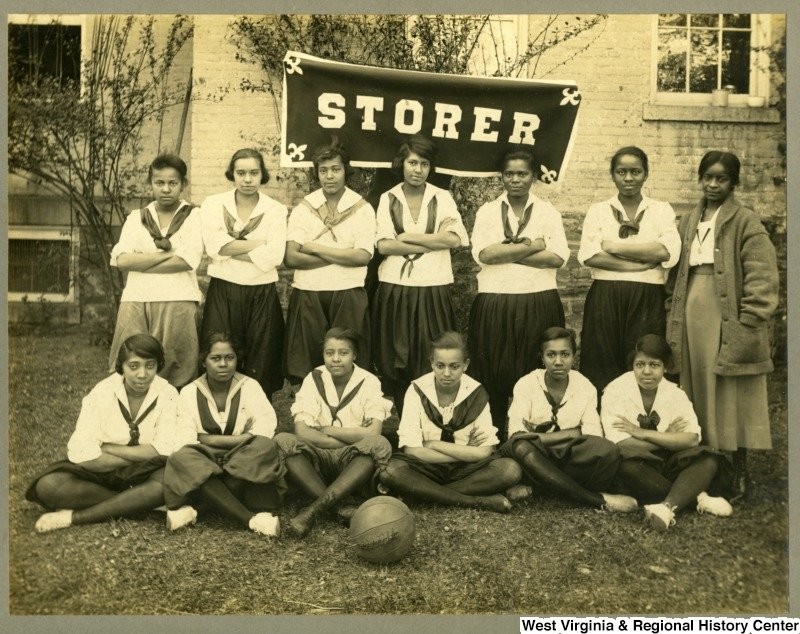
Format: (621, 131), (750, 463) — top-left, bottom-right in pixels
(611, 416), (642, 438)
(466, 427), (487, 447)
(666, 416), (691, 433)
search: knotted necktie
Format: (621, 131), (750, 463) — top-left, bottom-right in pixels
(223, 205), (264, 239)
(117, 397), (159, 446)
(500, 201), (534, 244)
(302, 198), (367, 242)
(637, 410), (660, 431)
(611, 206), (646, 239)
(388, 192), (438, 278)
(412, 383), (489, 443)
(140, 204), (194, 251)
(311, 370), (365, 426)
(526, 389), (565, 433)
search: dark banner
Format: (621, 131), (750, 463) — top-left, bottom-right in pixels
(280, 51), (581, 181)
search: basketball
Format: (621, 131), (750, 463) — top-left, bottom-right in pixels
(349, 496), (415, 564)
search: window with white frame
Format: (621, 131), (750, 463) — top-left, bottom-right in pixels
(8, 227), (77, 302)
(8, 14), (89, 88)
(653, 14), (771, 105)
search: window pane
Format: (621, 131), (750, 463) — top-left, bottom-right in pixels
(8, 24), (81, 86)
(689, 30), (719, 92)
(658, 29), (688, 92)
(659, 14), (686, 27)
(9, 239), (71, 294)
(690, 14), (720, 28)
(722, 30), (751, 94)
(723, 14), (751, 28)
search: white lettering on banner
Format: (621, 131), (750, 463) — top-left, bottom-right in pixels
(470, 106), (503, 142)
(432, 103), (462, 139)
(318, 93), (346, 128)
(518, 618), (800, 634)
(509, 112), (541, 145)
(314, 94), (543, 144)
(355, 95), (384, 131)
(395, 99), (424, 134)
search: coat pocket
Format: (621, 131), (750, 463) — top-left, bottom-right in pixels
(724, 319), (771, 366)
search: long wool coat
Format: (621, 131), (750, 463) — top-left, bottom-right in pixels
(665, 195), (779, 376)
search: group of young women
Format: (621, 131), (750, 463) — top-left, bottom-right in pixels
(26, 135), (779, 536)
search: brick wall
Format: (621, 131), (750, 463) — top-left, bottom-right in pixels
(12, 14), (786, 360)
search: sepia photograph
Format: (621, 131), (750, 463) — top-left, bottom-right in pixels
(5, 3), (791, 623)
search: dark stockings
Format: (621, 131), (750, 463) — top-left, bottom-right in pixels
(511, 439), (604, 508)
(617, 455), (718, 510)
(286, 455), (374, 537)
(35, 470), (165, 526)
(378, 459), (515, 513)
(197, 475), (254, 527)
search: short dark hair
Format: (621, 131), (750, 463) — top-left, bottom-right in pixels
(148, 153), (188, 183)
(698, 151), (741, 187)
(391, 134), (438, 179)
(200, 331), (243, 362)
(225, 148), (270, 184)
(430, 331), (468, 362)
(312, 136), (352, 174)
(627, 334), (673, 368)
(115, 334), (166, 374)
(610, 146), (649, 176)
(323, 326), (359, 356)
(539, 326), (577, 354)
(498, 147), (538, 179)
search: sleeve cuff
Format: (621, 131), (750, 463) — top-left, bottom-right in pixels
(739, 313), (763, 328)
(67, 447), (102, 463)
(248, 244), (279, 271)
(173, 246), (201, 270)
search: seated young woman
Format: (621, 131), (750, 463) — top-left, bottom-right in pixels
(378, 331), (522, 513)
(601, 334), (734, 530)
(26, 334), (195, 532)
(273, 327), (393, 537)
(162, 332), (286, 536)
(499, 327), (638, 512)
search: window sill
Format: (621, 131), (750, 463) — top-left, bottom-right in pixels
(642, 104), (780, 123)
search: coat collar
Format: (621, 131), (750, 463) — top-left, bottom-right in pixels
(686, 194), (741, 238)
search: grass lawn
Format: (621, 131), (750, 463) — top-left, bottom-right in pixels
(8, 330), (789, 615)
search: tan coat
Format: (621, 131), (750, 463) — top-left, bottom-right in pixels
(665, 195), (779, 376)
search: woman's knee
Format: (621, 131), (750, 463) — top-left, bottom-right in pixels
(379, 459), (411, 487)
(34, 473), (75, 509)
(491, 458), (522, 486)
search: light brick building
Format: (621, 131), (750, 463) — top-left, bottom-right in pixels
(8, 13), (787, 358)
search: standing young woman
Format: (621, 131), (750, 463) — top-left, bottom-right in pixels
(468, 148), (570, 441)
(601, 335), (734, 530)
(578, 147), (681, 394)
(274, 327), (392, 537)
(372, 134), (469, 411)
(109, 154), (203, 388)
(27, 335), (195, 532)
(199, 148), (287, 399)
(284, 140), (376, 385)
(665, 151), (779, 499)
(163, 332), (285, 536)
(500, 327), (637, 512)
